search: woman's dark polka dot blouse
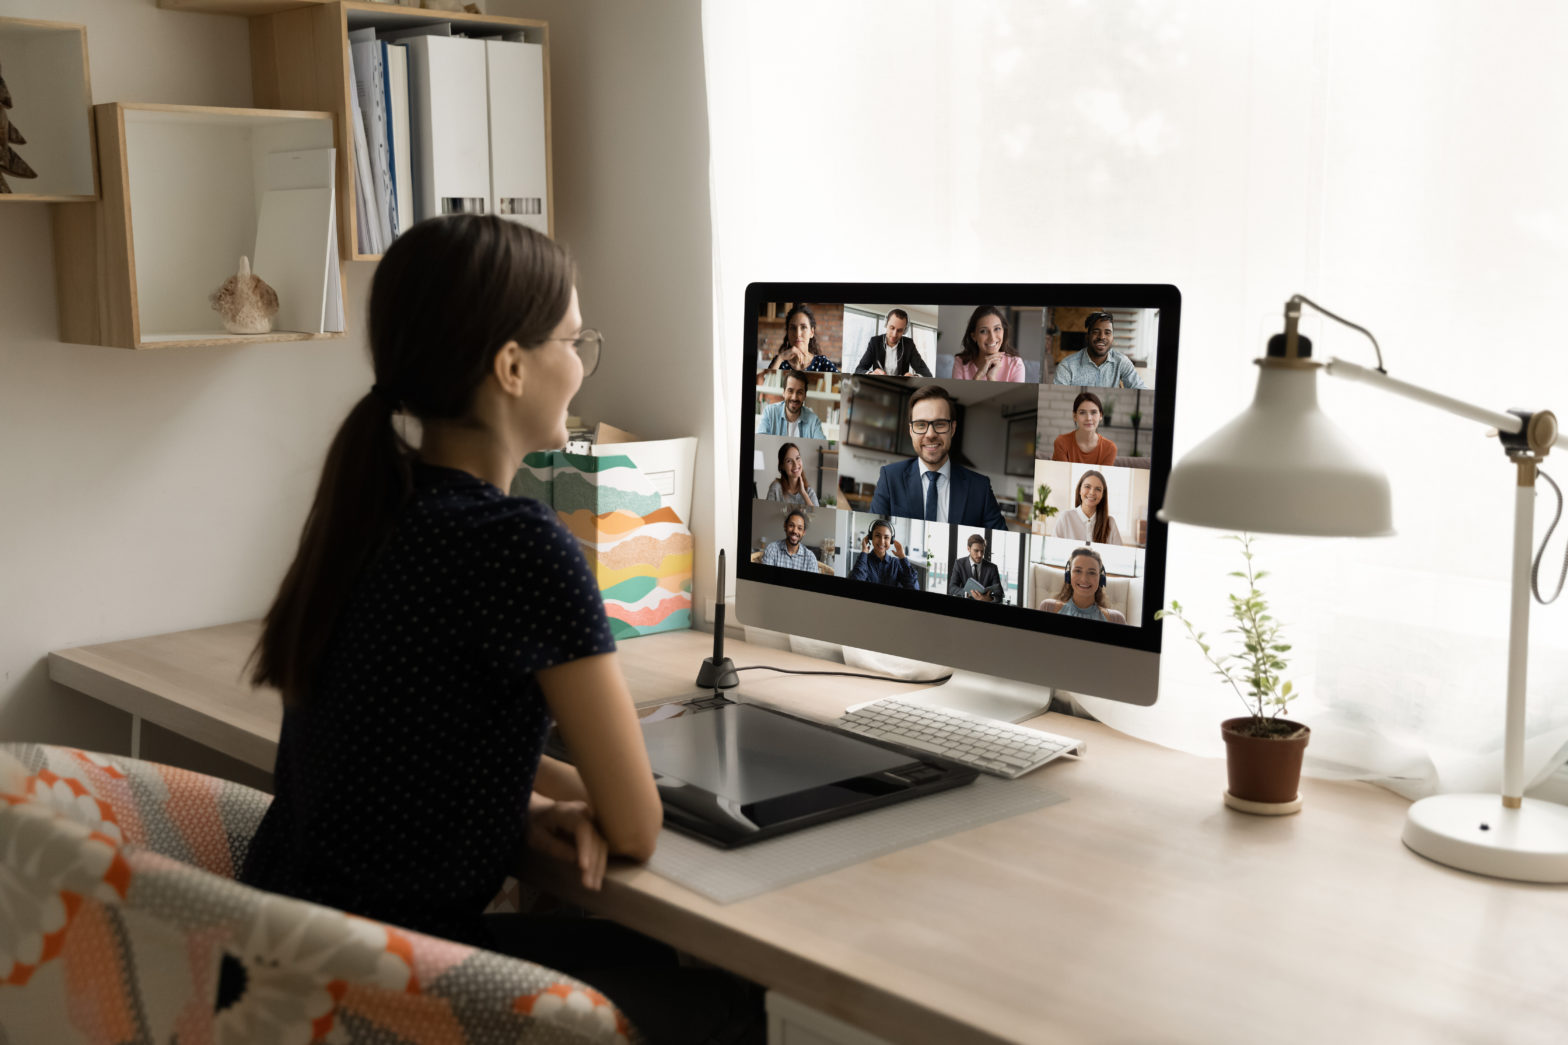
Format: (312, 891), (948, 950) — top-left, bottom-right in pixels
(241, 462), (616, 946)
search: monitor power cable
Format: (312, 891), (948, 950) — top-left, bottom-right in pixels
(733, 665), (954, 685)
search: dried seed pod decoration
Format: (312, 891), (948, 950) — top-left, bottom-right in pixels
(209, 256), (280, 335)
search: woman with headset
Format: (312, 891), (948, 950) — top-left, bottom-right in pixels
(1038, 546), (1127, 623)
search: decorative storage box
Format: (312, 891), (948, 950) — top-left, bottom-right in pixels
(514, 437), (698, 640)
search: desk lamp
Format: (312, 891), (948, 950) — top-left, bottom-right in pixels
(1158, 294), (1568, 882)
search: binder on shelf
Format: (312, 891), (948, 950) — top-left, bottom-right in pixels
(403, 34), (491, 222)
(485, 38), (549, 235)
(253, 147), (342, 334)
(384, 41), (414, 236)
(347, 48), (381, 254)
(349, 27), (395, 247)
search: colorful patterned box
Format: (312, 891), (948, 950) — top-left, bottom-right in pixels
(514, 437), (697, 640)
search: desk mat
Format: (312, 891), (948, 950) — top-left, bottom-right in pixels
(646, 776), (1066, 904)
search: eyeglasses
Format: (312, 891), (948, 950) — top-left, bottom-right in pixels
(542, 329), (603, 378)
(908, 419), (954, 435)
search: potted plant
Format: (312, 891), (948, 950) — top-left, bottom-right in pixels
(1155, 534), (1309, 815)
(1128, 409), (1143, 457)
(1032, 483), (1059, 535)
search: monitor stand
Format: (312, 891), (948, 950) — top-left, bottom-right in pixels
(900, 669), (1053, 724)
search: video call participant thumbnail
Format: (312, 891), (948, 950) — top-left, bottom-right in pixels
(1038, 546), (1127, 624)
(756, 370), (825, 438)
(950, 305), (1025, 383)
(948, 533), (1002, 602)
(1054, 311), (1147, 389)
(853, 309), (931, 377)
(1052, 391), (1117, 466)
(765, 442), (818, 507)
(764, 304), (840, 373)
(1054, 468), (1123, 546)
(760, 508), (819, 571)
(869, 385), (1007, 529)
(851, 518), (920, 590)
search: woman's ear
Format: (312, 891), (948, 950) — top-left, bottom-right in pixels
(492, 340), (527, 397)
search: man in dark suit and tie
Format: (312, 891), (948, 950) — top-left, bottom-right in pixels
(868, 385), (1008, 530)
(948, 533), (1003, 602)
(852, 309), (932, 377)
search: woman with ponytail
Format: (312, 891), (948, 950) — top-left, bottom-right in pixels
(242, 215), (759, 1043)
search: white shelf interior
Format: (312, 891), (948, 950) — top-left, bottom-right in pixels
(122, 108), (334, 343)
(0, 21), (94, 198)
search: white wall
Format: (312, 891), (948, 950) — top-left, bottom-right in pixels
(0, 2), (370, 786)
(495, 0), (715, 619)
(0, 0), (712, 784)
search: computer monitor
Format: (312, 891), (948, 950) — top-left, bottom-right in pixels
(735, 283), (1179, 718)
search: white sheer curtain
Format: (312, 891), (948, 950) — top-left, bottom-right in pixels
(701, 0), (1568, 797)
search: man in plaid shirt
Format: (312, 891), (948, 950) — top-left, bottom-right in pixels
(760, 508), (819, 571)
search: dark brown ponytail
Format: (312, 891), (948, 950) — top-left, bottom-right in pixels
(251, 215), (574, 705)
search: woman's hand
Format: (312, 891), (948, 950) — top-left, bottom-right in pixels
(528, 795), (609, 891)
(978, 354), (1003, 380)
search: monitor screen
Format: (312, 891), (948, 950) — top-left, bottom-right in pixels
(735, 283), (1180, 707)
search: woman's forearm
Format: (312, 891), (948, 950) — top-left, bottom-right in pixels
(534, 754), (591, 803)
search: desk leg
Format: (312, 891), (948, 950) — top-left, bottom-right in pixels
(130, 714), (141, 759)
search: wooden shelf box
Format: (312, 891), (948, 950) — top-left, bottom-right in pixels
(53, 103), (344, 349)
(0, 17), (96, 201)
(247, 1), (552, 261)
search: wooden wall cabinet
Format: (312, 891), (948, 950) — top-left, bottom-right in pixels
(245, 1), (551, 261)
(53, 103), (344, 349)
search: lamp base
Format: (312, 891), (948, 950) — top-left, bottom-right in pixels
(1402, 794), (1568, 883)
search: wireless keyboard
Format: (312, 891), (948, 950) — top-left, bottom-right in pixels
(836, 696), (1085, 779)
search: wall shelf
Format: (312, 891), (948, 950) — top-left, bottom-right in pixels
(0, 17), (96, 201)
(52, 102), (345, 350)
(244, 1), (552, 261)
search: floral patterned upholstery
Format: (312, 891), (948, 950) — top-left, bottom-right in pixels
(0, 743), (641, 1044)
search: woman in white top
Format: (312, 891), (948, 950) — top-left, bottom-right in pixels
(1052, 469), (1123, 545)
(765, 441), (818, 507)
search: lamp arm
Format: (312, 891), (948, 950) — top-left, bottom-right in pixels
(1322, 357), (1547, 440)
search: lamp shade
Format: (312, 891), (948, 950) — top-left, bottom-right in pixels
(1158, 364), (1394, 537)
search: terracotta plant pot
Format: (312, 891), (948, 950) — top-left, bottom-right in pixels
(1221, 717), (1310, 812)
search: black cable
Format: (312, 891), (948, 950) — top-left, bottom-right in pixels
(1296, 293), (1386, 372)
(734, 665), (953, 685)
(1533, 468), (1566, 605)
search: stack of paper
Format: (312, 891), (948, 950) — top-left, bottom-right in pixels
(253, 147), (344, 333)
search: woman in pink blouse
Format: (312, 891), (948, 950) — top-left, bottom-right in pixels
(950, 305), (1025, 382)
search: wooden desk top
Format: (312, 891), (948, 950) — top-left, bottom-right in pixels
(49, 625), (1568, 1044)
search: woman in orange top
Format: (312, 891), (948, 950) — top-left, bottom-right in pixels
(1052, 390), (1118, 465)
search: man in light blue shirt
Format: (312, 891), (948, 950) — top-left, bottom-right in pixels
(1054, 311), (1148, 389)
(759, 508), (820, 571)
(756, 370), (826, 438)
